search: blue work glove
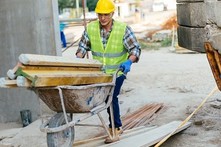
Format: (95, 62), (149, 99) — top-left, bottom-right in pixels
(120, 59), (133, 74)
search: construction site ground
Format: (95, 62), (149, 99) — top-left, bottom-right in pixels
(1, 10), (221, 147)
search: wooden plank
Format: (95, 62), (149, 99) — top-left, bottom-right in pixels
(15, 68), (35, 81)
(213, 50), (221, 73)
(20, 69), (104, 75)
(14, 67), (112, 87)
(32, 74), (112, 87)
(16, 76), (32, 87)
(0, 77), (17, 88)
(16, 65), (101, 71)
(100, 121), (191, 147)
(19, 54), (102, 67)
(6, 62), (22, 79)
(205, 42), (221, 91)
(15, 67), (104, 81)
(73, 126), (156, 147)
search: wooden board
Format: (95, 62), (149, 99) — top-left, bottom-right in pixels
(16, 76), (32, 87)
(19, 54), (102, 67)
(14, 68), (112, 87)
(7, 62), (101, 80)
(32, 74), (112, 87)
(6, 62), (23, 80)
(204, 42), (221, 91)
(100, 121), (191, 147)
(0, 77), (17, 88)
(15, 65), (101, 71)
(2, 54), (113, 88)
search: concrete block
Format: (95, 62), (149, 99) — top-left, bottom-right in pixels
(213, 2), (221, 27)
(177, 3), (206, 27)
(205, 2), (220, 26)
(208, 33), (221, 53)
(177, 26), (206, 52)
(177, 2), (221, 27)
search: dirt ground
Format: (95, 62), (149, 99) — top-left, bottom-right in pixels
(1, 10), (221, 147)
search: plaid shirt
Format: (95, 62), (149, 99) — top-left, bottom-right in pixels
(77, 20), (141, 61)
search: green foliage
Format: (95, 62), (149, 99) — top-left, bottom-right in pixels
(160, 38), (172, 47)
(87, 0), (98, 11)
(58, 0), (72, 11)
(138, 37), (172, 50)
(138, 40), (161, 50)
(58, 0), (98, 12)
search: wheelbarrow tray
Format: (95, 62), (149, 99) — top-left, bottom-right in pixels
(34, 82), (114, 113)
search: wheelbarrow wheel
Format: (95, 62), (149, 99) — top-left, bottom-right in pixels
(47, 113), (75, 147)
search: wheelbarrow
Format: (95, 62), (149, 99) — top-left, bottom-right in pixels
(33, 69), (121, 147)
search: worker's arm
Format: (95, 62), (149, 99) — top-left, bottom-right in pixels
(120, 26), (141, 74)
(75, 30), (91, 58)
(123, 26), (141, 63)
(128, 54), (137, 63)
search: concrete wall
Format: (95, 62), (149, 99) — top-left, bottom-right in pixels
(0, 0), (61, 123)
(177, 0), (221, 52)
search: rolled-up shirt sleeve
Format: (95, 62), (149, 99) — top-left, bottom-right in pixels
(76, 30), (91, 57)
(123, 26), (141, 62)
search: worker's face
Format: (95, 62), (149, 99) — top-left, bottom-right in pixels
(97, 12), (113, 26)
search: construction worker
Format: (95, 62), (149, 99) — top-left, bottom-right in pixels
(60, 22), (67, 48)
(76, 0), (141, 143)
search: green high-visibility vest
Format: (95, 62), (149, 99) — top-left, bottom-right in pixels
(87, 20), (128, 75)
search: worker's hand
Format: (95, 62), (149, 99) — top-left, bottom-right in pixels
(120, 59), (132, 74)
(76, 52), (83, 58)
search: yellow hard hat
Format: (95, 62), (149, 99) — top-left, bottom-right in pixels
(95, 0), (115, 14)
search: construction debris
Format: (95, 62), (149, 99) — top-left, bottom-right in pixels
(0, 54), (112, 88)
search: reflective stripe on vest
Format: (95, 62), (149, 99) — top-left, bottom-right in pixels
(91, 50), (127, 58)
(87, 20), (128, 74)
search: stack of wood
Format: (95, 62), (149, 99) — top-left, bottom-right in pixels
(0, 54), (112, 88)
(122, 103), (164, 130)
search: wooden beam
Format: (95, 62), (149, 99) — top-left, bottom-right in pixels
(32, 74), (112, 87)
(6, 62), (23, 79)
(213, 50), (221, 73)
(16, 65), (101, 71)
(20, 69), (104, 75)
(16, 76), (32, 87)
(205, 42), (221, 91)
(19, 54), (102, 67)
(0, 77), (17, 88)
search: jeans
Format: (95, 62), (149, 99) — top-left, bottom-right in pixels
(106, 74), (126, 128)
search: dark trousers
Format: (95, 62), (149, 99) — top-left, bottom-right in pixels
(106, 74), (126, 128)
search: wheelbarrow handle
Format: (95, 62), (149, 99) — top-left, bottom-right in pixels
(112, 68), (123, 84)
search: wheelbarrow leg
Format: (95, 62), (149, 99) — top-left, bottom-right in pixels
(109, 103), (116, 138)
(97, 103), (119, 143)
(97, 112), (113, 140)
